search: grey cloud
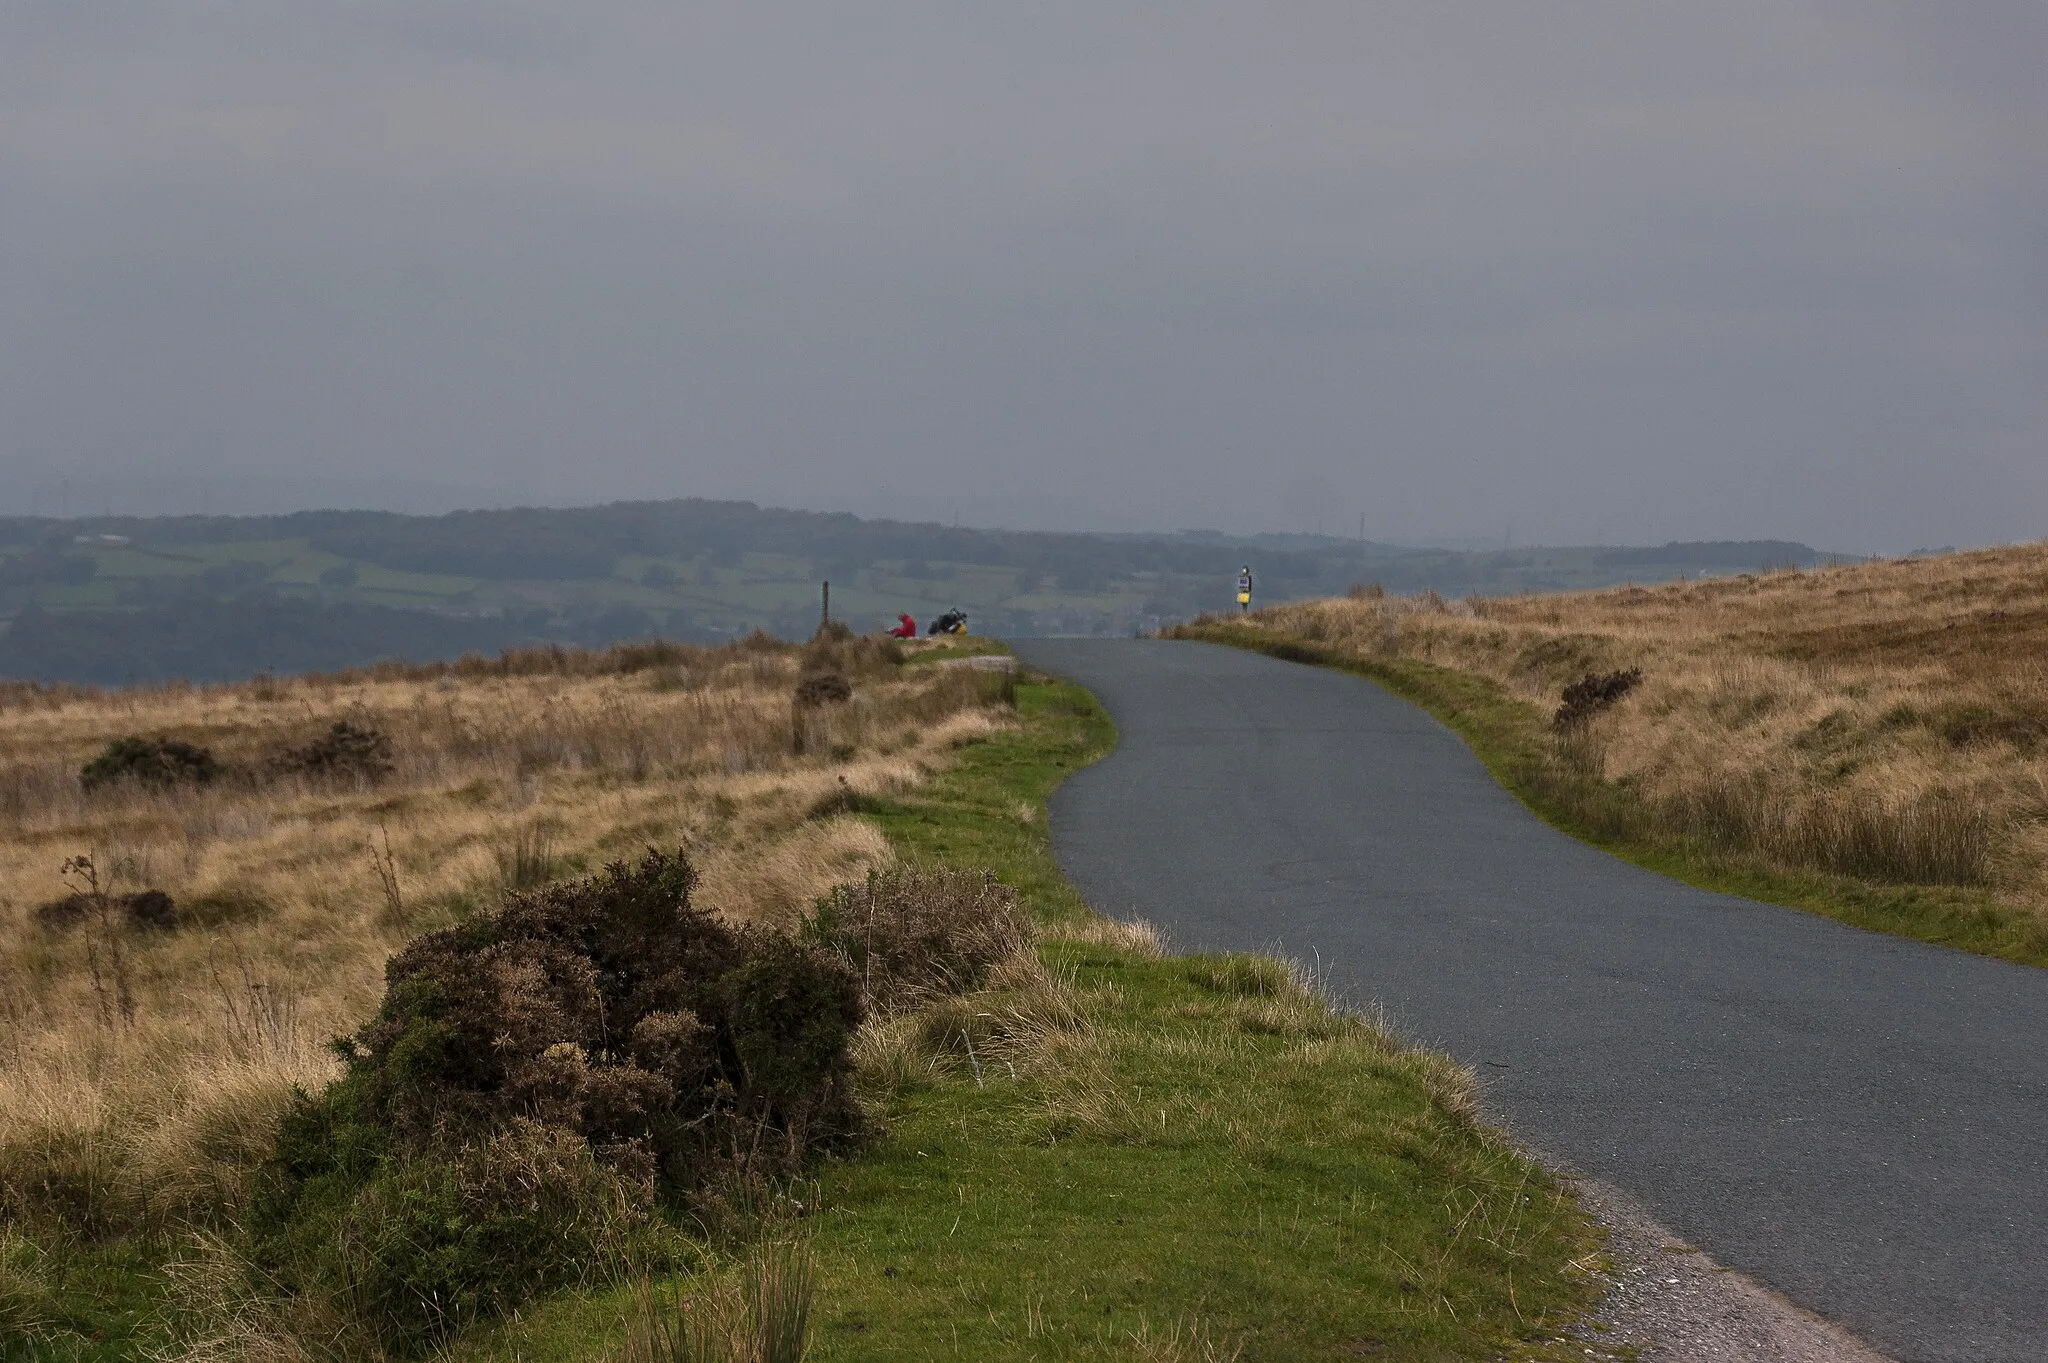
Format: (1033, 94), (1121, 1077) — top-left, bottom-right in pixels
(1, 2), (2042, 549)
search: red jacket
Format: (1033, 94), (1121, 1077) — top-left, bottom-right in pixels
(888, 614), (917, 638)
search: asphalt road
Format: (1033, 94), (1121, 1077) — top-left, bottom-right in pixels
(1012, 638), (2048, 1363)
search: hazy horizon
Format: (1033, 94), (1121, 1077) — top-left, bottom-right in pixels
(4, 4), (2043, 554)
(3, 481), (1883, 559)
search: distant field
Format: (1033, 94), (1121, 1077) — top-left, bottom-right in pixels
(0, 498), (1828, 683)
(1174, 543), (2048, 964)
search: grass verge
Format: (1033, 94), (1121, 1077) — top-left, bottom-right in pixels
(1173, 620), (2047, 968)
(455, 671), (1608, 1362)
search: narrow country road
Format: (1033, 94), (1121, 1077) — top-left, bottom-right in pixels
(1012, 639), (2048, 1363)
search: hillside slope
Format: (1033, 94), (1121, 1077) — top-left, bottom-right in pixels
(1, 498), (1825, 682)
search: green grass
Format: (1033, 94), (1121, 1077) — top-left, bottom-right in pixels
(455, 673), (1607, 1362)
(0, 1237), (164, 1363)
(800, 944), (1601, 1361)
(1173, 620), (2048, 970)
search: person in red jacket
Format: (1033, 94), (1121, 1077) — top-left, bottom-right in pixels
(888, 613), (917, 638)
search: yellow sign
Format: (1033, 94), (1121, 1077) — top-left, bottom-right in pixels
(1237, 592), (1251, 605)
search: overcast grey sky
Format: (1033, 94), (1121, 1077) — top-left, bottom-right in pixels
(1, 3), (2042, 550)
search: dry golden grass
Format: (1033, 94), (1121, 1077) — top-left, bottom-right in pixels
(0, 637), (1014, 1236)
(1222, 544), (2048, 929)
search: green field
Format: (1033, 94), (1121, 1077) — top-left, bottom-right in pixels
(0, 499), (1829, 684)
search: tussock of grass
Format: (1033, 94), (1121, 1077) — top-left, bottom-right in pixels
(494, 824), (562, 892)
(618, 1236), (816, 1363)
(1172, 543), (2048, 967)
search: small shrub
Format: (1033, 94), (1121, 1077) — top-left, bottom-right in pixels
(803, 867), (1029, 1014)
(125, 888), (177, 930)
(270, 720), (394, 782)
(32, 893), (91, 932)
(1552, 668), (1644, 730)
(34, 888), (178, 932)
(792, 673), (852, 708)
(80, 735), (218, 791)
(338, 848), (860, 1166)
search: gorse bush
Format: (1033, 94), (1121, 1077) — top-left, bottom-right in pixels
(302, 845), (860, 1169)
(249, 848), (863, 1351)
(79, 734), (218, 790)
(323, 1119), (650, 1346)
(73, 721), (392, 804)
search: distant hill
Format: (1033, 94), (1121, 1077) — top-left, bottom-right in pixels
(0, 499), (1832, 684)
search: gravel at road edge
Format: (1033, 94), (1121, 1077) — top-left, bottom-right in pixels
(1572, 1178), (1898, 1362)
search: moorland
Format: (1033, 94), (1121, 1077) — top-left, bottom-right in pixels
(1, 631), (1605, 1362)
(1173, 543), (2048, 964)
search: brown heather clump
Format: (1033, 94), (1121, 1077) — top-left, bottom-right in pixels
(0, 633), (1017, 1237)
(803, 867), (1031, 1014)
(326, 848), (862, 1177)
(241, 849), (864, 1351)
(1184, 543), (2048, 928)
(1553, 668), (1643, 731)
